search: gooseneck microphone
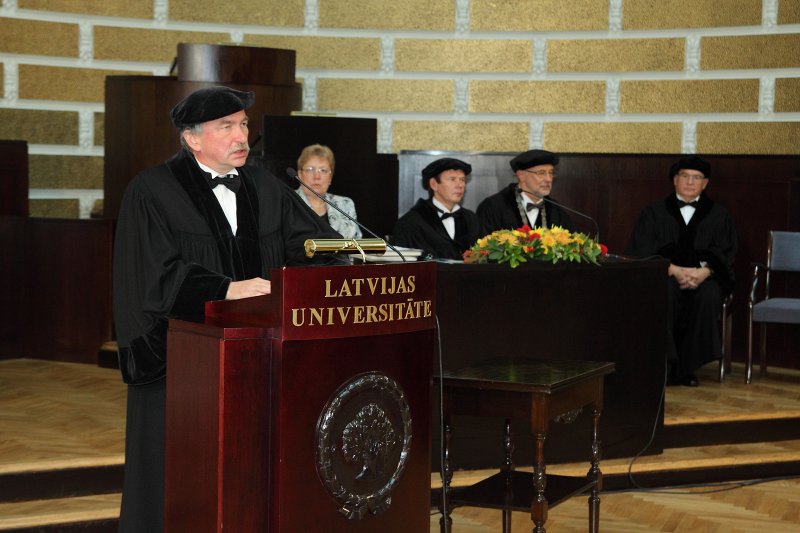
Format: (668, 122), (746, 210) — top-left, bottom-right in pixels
(519, 187), (601, 242)
(286, 168), (406, 262)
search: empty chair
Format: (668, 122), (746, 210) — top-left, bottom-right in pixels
(746, 231), (800, 384)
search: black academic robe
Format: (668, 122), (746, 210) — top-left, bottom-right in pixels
(392, 199), (485, 260)
(113, 149), (338, 532)
(625, 193), (738, 378)
(476, 183), (574, 233)
(113, 150), (338, 385)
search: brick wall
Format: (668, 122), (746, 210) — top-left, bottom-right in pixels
(1, 0), (798, 217)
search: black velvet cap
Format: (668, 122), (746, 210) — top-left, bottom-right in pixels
(669, 155), (711, 179)
(421, 157), (472, 190)
(509, 149), (559, 172)
(170, 86), (255, 129)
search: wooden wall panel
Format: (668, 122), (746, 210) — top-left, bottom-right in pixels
(0, 140), (28, 217)
(23, 218), (113, 363)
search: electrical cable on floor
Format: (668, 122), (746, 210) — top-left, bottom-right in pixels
(625, 353), (669, 489)
(613, 474), (800, 495)
(624, 353), (800, 495)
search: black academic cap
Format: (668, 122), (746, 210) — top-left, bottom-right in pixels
(509, 149), (559, 172)
(421, 157), (472, 190)
(170, 86), (255, 129)
(669, 155), (711, 179)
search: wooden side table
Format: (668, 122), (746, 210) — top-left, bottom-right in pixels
(435, 357), (615, 533)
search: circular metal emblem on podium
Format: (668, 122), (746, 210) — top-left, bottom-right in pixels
(315, 372), (412, 519)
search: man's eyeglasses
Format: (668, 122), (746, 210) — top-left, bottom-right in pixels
(523, 169), (556, 178)
(301, 166), (331, 175)
(677, 172), (706, 183)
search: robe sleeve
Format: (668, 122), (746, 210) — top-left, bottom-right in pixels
(113, 180), (230, 385)
(279, 182), (343, 267)
(625, 206), (664, 258)
(392, 215), (432, 255)
(476, 198), (506, 234)
(695, 209), (738, 293)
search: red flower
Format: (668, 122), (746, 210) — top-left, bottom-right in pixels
(530, 232), (540, 241)
(599, 244), (608, 255)
(518, 224), (532, 233)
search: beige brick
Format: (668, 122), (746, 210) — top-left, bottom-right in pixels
(392, 121), (529, 153)
(244, 35), (380, 70)
(320, 0), (454, 30)
(545, 122), (683, 153)
(696, 122), (800, 154)
(91, 199), (104, 218)
(779, 2), (800, 24)
(548, 39), (684, 72)
(170, 0), (303, 26)
(623, 0), (761, 29)
(470, 81), (605, 114)
(19, 0), (152, 18)
(0, 18), (77, 57)
(775, 78), (800, 112)
(19, 65), (136, 104)
(620, 79), (759, 113)
(702, 35), (800, 70)
(0, 109), (78, 145)
(94, 27), (229, 62)
(396, 40), (531, 73)
(29, 199), (80, 219)
(29, 155), (103, 189)
(94, 113), (105, 147)
(317, 79), (453, 113)
(471, 0), (608, 31)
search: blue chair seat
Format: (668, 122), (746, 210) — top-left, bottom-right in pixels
(752, 298), (800, 324)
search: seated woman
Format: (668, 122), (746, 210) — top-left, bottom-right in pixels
(295, 144), (362, 239)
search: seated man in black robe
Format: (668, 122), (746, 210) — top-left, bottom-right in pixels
(477, 149), (574, 232)
(626, 155), (738, 387)
(392, 157), (485, 260)
(112, 86), (338, 532)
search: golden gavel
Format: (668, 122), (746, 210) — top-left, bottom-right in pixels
(304, 238), (387, 259)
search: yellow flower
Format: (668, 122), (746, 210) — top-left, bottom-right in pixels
(555, 232), (571, 245)
(498, 233), (517, 245)
(541, 234), (556, 248)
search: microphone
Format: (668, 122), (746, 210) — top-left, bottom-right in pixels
(518, 187), (601, 242)
(287, 168), (406, 262)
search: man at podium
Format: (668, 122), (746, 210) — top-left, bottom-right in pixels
(112, 86), (338, 532)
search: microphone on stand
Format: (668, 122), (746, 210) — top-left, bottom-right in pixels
(518, 187), (601, 242)
(286, 168), (406, 262)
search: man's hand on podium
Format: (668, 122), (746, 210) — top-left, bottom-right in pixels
(226, 278), (271, 299)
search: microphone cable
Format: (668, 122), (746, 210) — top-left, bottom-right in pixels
(517, 187), (601, 241)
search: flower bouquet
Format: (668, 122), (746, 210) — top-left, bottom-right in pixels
(463, 224), (608, 268)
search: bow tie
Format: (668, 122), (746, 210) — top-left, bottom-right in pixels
(207, 174), (241, 193)
(435, 204), (462, 220)
(677, 199), (698, 208)
(440, 210), (462, 220)
(526, 202), (545, 212)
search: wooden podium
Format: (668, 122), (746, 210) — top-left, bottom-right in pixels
(164, 262), (436, 532)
